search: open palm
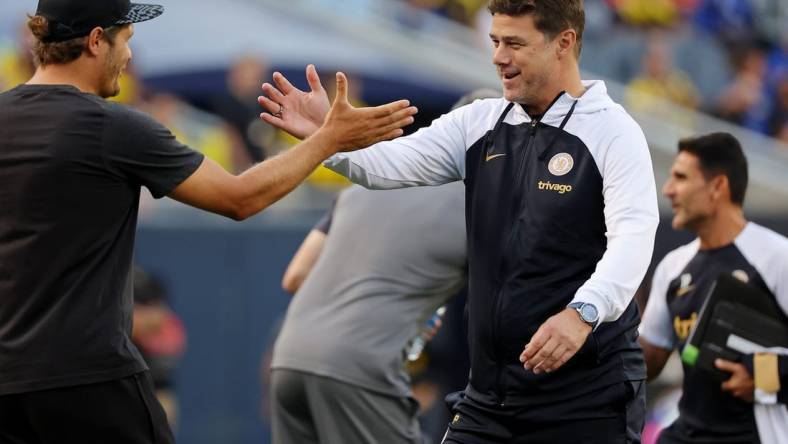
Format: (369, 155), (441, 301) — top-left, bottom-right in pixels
(258, 64), (330, 140)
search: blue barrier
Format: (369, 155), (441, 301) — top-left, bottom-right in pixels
(135, 226), (308, 444)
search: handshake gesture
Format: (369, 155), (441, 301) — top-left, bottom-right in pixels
(258, 65), (417, 153)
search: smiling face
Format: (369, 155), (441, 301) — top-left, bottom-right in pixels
(489, 13), (559, 106)
(663, 151), (719, 232)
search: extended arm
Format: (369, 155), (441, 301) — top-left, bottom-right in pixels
(259, 66), (468, 189)
(170, 73), (417, 219)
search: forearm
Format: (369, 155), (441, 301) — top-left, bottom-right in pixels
(574, 126), (659, 323)
(639, 337), (672, 382)
(324, 133), (464, 190)
(234, 131), (336, 219)
(571, 220), (658, 324)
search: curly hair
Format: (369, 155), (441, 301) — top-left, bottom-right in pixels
(27, 15), (124, 67)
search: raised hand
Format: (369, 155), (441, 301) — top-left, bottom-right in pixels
(519, 308), (592, 375)
(258, 64), (330, 139)
(316, 72), (417, 153)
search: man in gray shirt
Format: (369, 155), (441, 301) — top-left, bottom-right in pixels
(270, 182), (467, 444)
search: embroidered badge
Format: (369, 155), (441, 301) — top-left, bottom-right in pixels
(548, 153), (574, 176)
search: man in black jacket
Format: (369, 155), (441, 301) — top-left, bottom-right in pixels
(259, 1), (658, 442)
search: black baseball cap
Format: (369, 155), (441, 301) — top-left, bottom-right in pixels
(35, 0), (164, 43)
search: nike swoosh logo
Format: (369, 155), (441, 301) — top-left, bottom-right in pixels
(485, 154), (507, 162)
(676, 285), (695, 297)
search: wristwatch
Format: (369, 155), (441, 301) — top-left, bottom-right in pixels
(568, 302), (599, 330)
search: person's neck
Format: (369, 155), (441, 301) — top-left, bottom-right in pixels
(524, 66), (585, 116)
(696, 206), (748, 250)
(27, 63), (99, 96)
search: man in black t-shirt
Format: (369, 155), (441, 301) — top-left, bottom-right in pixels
(0, 0), (417, 442)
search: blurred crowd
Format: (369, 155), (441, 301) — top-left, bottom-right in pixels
(3, 0), (786, 152)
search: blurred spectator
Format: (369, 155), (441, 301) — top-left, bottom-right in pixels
(213, 54), (276, 162)
(132, 266), (187, 430)
(401, 0), (486, 27)
(713, 45), (767, 127)
(0, 22), (34, 92)
(138, 91), (252, 174)
(626, 37), (700, 114)
(606, 0), (682, 27)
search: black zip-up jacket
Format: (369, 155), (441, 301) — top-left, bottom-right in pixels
(326, 81), (659, 410)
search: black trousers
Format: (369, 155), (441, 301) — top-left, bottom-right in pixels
(442, 380), (646, 444)
(0, 371), (174, 444)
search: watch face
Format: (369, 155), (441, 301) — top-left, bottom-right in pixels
(580, 304), (598, 322)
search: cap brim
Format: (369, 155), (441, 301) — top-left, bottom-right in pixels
(116, 3), (164, 25)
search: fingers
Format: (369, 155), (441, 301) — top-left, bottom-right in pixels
(306, 64), (324, 93)
(364, 129), (405, 146)
(272, 71), (297, 95)
(520, 329), (549, 368)
(376, 110), (416, 136)
(334, 72), (349, 106)
(258, 95), (282, 115)
(536, 344), (570, 374)
(371, 100), (413, 118)
(261, 83), (286, 104)
(553, 348), (576, 371)
(715, 359), (739, 374)
(353, 104), (417, 138)
(385, 106), (419, 125)
(259, 112), (284, 129)
(528, 337), (560, 374)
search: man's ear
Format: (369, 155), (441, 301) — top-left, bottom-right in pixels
(556, 29), (577, 58)
(85, 27), (105, 57)
(711, 175), (730, 203)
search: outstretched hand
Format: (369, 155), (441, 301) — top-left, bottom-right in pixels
(319, 72), (417, 152)
(258, 64), (330, 139)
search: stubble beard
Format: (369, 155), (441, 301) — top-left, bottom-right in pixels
(99, 52), (124, 99)
(507, 70), (551, 108)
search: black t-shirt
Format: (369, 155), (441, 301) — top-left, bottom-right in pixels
(0, 84), (204, 395)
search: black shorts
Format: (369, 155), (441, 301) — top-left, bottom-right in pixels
(442, 380), (646, 444)
(0, 371), (174, 444)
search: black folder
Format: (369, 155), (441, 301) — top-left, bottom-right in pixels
(681, 274), (788, 380)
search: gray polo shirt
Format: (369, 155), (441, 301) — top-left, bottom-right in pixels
(271, 183), (466, 397)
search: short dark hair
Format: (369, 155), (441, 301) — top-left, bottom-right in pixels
(678, 132), (749, 205)
(27, 15), (124, 67)
(487, 0), (585, 57)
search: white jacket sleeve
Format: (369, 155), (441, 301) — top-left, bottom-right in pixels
(571, 117), (659, 324)
(323, 105), (472, 189)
